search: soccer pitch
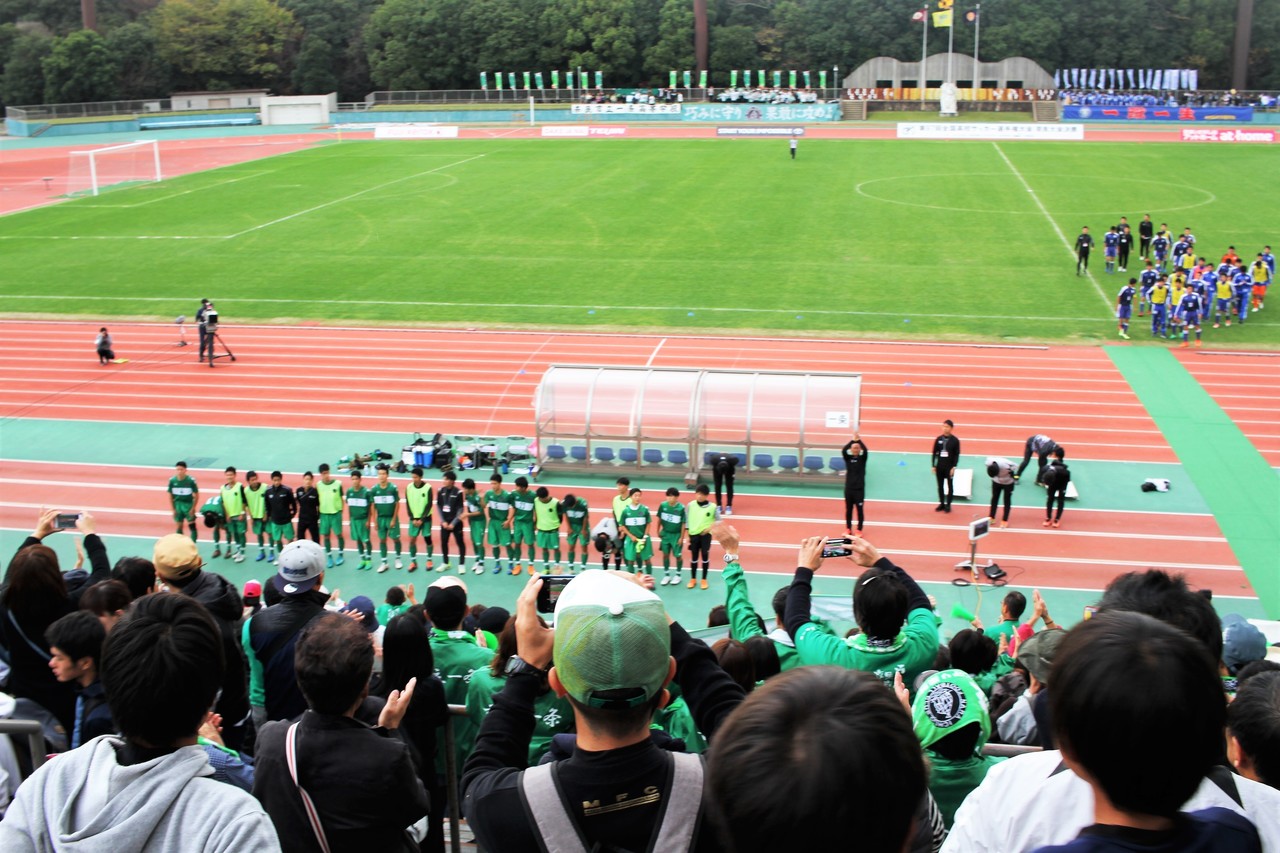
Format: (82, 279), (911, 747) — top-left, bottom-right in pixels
(1, 137), (1276, 343)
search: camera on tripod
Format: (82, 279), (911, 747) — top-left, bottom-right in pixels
(204, 307), (219, 333)
(198, 300), (235, 367)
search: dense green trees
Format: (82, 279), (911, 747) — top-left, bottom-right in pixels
(0, 0), (1275, 108)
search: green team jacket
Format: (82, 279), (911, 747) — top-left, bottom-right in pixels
(786, 560), (939, 688)
(465, 667), (574, 766)
(431, 630), (495, 777)
(722, 560), (800, 671)
(926, 753), (1005, 828)
(241, 619), (265, 708)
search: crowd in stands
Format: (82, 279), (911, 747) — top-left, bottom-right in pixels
(0, 507), (1277, 852)
(714, 87), (821, 104)
(1059, 89), (1278, 108)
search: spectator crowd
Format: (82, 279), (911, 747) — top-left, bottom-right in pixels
(0, 507), (1277, 853)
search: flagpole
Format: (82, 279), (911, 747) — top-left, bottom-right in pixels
(972, 4), (980, 93)
(947, 12), (955, 86)
(920, 6), (928, 108)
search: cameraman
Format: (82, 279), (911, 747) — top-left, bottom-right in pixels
(196, 299), (215, 362)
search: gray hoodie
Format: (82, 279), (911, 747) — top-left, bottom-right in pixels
(0, 736), (280, 852)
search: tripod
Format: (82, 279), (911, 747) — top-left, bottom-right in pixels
(202, 327), (236, 367)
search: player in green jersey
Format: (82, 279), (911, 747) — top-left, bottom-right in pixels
(370, 463), (402, 573)
(461, 478), (487, 574)
(219, 466), (248, 563)
(533, 486), (563, 573)
(619, 487), (654, 574)
(346, 470), (373, 570)
(167, 461), (199, 542)
(686, 484), (716, 589)
(560, 493), (589, 572)
(657, 487), (688, 586)
(243, 470), (269, 562)
(316, 463), (346, 568)
(198, 494), (225, 558)
(509, 476), (537, 574)
(482, 474), (515, 574)
(405, 467), (435, 573)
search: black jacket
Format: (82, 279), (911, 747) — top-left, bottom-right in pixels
(295, 487), (320, 523)
(841, 439), (868, 494)
(264, 485), (297, 525)
(931, 434), (961, 469)
(254, 710), (430, 853)
(172, 569), (250, 733)
(437, 486), (464, 526)
(247, 590), (329, 721)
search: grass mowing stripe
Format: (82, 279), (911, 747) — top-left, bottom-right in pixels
(1106, 345), (1280, 617)
(993, 143), (1111, 311)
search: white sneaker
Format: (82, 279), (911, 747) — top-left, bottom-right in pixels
(473, 565), (484, 574)
(233, 552), (245, 563)
(660, 575), (671, 586)
(377, 562), (389, 573)
(458, 564), (466, 575)
(394, 558), (403, 570)
(436, 563), (447, 572)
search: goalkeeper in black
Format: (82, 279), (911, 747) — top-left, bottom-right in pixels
(1075, 226), (1094, 276)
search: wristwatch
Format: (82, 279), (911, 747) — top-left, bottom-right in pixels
(504, 655), (550, 678)
(723, 554), (739, 564)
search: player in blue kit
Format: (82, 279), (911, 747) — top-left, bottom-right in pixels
(1151, 231), (1170, 273)
(1103, 227), (1119, 274)
(1116, 279), (1136, 340)
(1138, 261), (1159, 317)
(1233, 266), (1254, 325)
(1212, 273), (1235, 329)
(1174, 287), (1204, 349)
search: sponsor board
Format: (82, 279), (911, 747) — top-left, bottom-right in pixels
(1063, 105), (1254, 123)
(1180, 128), (1275, 143)
(683, 103), (840, 122)
(896, 123), (1085, 140)
(540, 126), (629, 137)
(571, 103), (681, 114)
(716, 126), (807, 137)
(373, 124), (459, 139)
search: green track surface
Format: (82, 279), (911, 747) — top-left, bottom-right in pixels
(2, 139), (1277, 344)
(1107, 347), (1280, 616)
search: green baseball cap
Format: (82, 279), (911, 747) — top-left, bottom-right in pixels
(553, 570), (671, 710)
(912, 669), (991, 751)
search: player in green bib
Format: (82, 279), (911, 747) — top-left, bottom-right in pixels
(509, 476), (537, 575)
(461, 478), (487, 574)
(219, 466), (248, 563)
(405, 467), (435, 572)
(657, 487), (688, 586)
(316, 463), (346, 567)
(243, 471), (269, 562)
(370, 463), (402, 573)
(687, 484), (716, 589)
(619, 488), (654, 574)
(560, 493), (589, 572)
(167, 461), (199, 543)
(346, 470), (373, 570)
(482, 474), (514, 575)
(533, 486), (563, 573)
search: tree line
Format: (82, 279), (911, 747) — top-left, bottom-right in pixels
(2, 0), (1277, 109)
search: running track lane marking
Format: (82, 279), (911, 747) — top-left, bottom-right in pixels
(992, 142), (1112, 311)
(225, 153), (488, 238)
(645, 338), (667, 366)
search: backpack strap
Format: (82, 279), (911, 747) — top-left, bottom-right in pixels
(6, 610), (51, 662)
(286, 722), (332, 853)
(519, 762), (590, 853)
(648, 752), (704, 853)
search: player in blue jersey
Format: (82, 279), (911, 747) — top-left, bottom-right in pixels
(1236, 265), (1257, 323)
(1103, 227), (1119, 274)
(1212, 272), (1235, 329)
(1148, 275), (1170, 338)
(1138, 261), (1159, 317)
(1174, 287), (1204, 348)
(1116, 279), (1136, 340)
(1151, 231), (1170, 273)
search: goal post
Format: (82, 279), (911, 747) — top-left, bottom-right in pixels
(66, 140), (162, 197)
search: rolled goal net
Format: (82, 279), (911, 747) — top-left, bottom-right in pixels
(65, 140), (162, 197)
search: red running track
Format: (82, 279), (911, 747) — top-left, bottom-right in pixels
(1, 322), (1175, 463)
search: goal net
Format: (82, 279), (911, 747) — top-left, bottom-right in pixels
(66, 140), (162, 197)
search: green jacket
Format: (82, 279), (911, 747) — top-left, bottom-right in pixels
(465, 667), (574, 766)
(983, 619), (1018, 644)
(652, 693), (707, 754)
(926, 753), (1005, 827)
(974, 654), (1016, 697)
(431, 629), (495, 777)
(240, 619), (264, 708)
(722, 561), (800, 671)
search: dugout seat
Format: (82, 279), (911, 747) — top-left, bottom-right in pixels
(594, 447), (616, 463)
(778, 455), (800, 472)
(546, 445), (567, 461)
(643, 449), (665, 465)
(668, 450), (689, 466)
(803, 455), (824, 473)
(570, 446), (588, 462)
(752, 453), (775, 471)
(829, 456), (847, 473)
(619, 448), (638, 464)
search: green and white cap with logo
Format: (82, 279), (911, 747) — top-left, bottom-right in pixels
(553, 570), (671, 710)
(911, 668), (991, 751)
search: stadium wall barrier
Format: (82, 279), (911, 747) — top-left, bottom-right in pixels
(1062, 105), (1254, 122)
(897, 122), (1085, 140)
(5, 111), (261, 137)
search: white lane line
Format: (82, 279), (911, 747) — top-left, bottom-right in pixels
(226, 153), (486, 238)
(993, 142), (1112, 311)
(645, 338), (667, 366)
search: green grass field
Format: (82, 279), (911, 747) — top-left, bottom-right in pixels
(1, 137), (1276, 343)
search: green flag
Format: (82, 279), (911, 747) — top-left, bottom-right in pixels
(595, 70), (603, 88)
(803, 70), (811, 87)
(551, 70), (559, 88)
(480, 71), (488, 90)
(759, 69), (766, 87)
(744, 69), (751, 87)
(730, 69), (738, 87)
(773, 70), (782, 87)
(523, 71), (531, 89)
(699, 69), (707, 88)
(670, 70), (677, 88)
(495, 71), (503, 91)
(534, 71), (544, 88)
(819, 70), (827, 89)
(508, 72), (516, 89)
(566, 70), (574, 89)
(683, 70), (692, 88)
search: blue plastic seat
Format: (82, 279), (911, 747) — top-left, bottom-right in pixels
(753, 453), (774, 470)
(619, 448), (638, 463)
(804, 455), (824, 473)
(595, 447), (616, 463)
(829, 456), (847, 472)
(643, 449), (664, 464)
(570, 446), (588, 461)
(668, 450), (689, 465)
(778, 454), (800, 471)
(734, 453), (748, 467)
(546, 445), (566, 461)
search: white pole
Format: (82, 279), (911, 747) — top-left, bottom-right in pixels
(89, 152), (99, 196)
(529, 96), (535, 126)
(153, 140), (162, 181)
(920, 8), (928, 108)
(973, 4), (981, 93)
(947, 15), (955, 86)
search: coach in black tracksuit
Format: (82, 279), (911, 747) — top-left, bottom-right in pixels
(295, 477), (320, 542)
(1139, 215), (1154, 259)
(841, 433), (868, 533)
(931, 420), (960, 513)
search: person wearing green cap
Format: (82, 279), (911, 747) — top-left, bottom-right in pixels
(912, 669), (1005, 827)
(784, 535), (938, 688)
(461, 570), (746, 852)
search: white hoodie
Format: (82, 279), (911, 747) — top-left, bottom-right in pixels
(0, 736), (280, 853)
